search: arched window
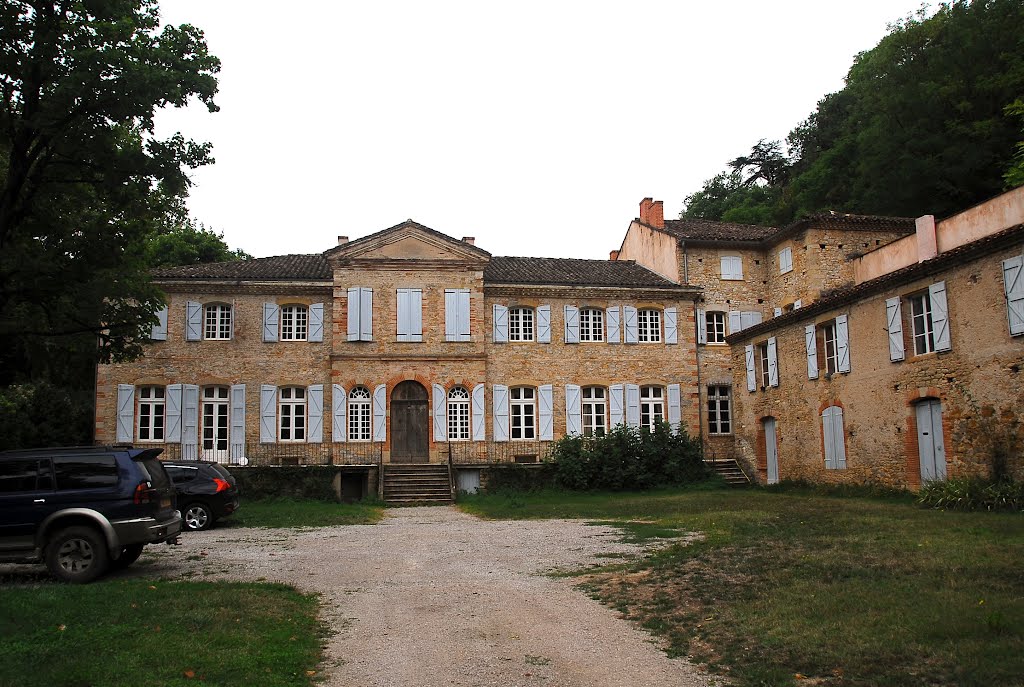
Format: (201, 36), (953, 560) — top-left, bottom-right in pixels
(280, 304), (308, 341)
(204, 303), (232, 340)
(279, 386), (306, 441)
(508, 307), (534, 341)
(348, 387), (372, 442)
(639, 386), (664, 431)
(447, 387), (470, 441)
(582, 386), (606, 436)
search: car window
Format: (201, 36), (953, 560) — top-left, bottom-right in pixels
(0, 459), (49, 493)
(137, 457), (171, 490)
(209, 464), (234, 481)
(53, 455), (118, 490)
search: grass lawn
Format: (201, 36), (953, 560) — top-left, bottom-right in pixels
(224, 497), (384, 528)
(0, 579), (324, 687)
(460, 485), (1024, 687)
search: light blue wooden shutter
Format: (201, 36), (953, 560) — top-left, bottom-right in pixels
(492, 304), (508, 343)
(537, 305), (551, 343)
(836, 314), (851, 373)
(397, 289), (422, 342)
(728, 310), (742, 334)
(885, 297), (905, 361)
(432, 383), (447, 442)
(565, 384), (582, 435)
(745, 345), (757, 391)
(230, 384), (246, 460)
(185, 301), (202, 341)
(741, 311), (762, 330)
(805, 325), (818, 379)
(165, 384), (183, 442)
(360, 288), (373, 341)
(471, 384), (485, 441)
(664, 307), (677, 344)
(1003, 256), (1024, 335)
(609, 384), (624, 427)
(308, 303), (324, 342)
(347, 288), (360, 341)
(152, 306), (168, 341)
(625, 384), (640, 427)
(445, 290), (468, 341)
(492, 384), (509, 442)
(773, 307), (783, 317)
(696, 309), (707, 344)
(263, 303), (279, 342)
(564, 305), (580, 344)
(538, 385), (553, 440)
(116, 384), (135, 443)
(332, 385), (347, 442)
(372, 384), (386, 441)
(822, 406), (847, 469)
(667, 384), (681, 433)
(457, 290), (471, 341)
(307, 385), (323, 443)
(767, 337), (779, 387)
(260, 385), (277, 444)
(623, 306), (638, 344)
(606, 307), (621, 343)
(929, 281), (951, 352)
(182, 385), (199, 460)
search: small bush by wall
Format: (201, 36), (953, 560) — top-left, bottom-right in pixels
(229, 466), (342, 502)
(918, 478), (1023, 512)
(481, 464), (554, 494)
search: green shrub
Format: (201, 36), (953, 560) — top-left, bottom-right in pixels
(546, 422), (706, 491)
(230, 466), (341, 501)
(0, 382), (92, 451)
(482, 463), (554, 493)
(918, 478), (1024, 512)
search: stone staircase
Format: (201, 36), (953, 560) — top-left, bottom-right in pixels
(706, 458), (752, 486)
(382, 463), (454, 504)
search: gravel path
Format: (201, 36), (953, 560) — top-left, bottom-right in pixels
(142, 506), (717, 687)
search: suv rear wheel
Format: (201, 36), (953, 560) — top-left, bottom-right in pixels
(45, 526), (110, 583)
(110, 543), (145, 570)
(183, 502), (213, 531)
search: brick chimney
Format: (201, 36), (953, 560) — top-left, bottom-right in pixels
(609, 250), (619, 261)
(337, 235), (349, 245)
(462, 236), (475, 246)
(639, 198), (664, 229)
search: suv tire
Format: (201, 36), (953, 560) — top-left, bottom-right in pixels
(45, 526), (110, 583)
(183, 502), (213, 531)
(110, 544), (145, 570)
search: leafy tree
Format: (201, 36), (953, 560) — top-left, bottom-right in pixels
(147, 216), (252, 267)
(682, 170), (788, 226)
(0, 0), (220, 386)
(1005, 99), (1024, 189)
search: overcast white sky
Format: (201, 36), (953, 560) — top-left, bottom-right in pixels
(154, 1), (928, 261)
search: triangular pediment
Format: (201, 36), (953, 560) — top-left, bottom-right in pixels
(326, 220), (490, 265)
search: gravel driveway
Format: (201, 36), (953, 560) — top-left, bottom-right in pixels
(144, 506), (717, 687)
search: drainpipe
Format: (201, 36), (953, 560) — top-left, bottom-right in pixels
(693, 294), (706, 455)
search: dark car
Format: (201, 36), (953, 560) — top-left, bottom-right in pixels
(162, 461), (240, 531)
(0, 445), (182, 583)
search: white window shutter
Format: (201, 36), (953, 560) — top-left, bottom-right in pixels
(667, 384), (681, 433)
(745, 345), (757, 392)
(609, 384), (624, 427)
(492, 384), (509, 442)
(307, 384), (323, 443)
(230, 384), (246, 460)
(697, 309), (707, 344)
(623, 306), (638, 344)
(836, 314), (851, 373)
(767, 337), (779, 387)
(1003, 256), (1024, 335)
(458, 289), (471, 341)
(538, 384), (553, 440)
(263, 303), (279, 342)
(432, 383), (447, 442)
(360, 288), (373, 341)
(773, 307), (783, 317)
(625, 384), (640, 427)
(397, 289), (423, 342)
(260, 385), (277, 444)
(332, 385), (347, 442)
(664, 307), (677, 344)
(165, 384), (183, 442)
(185, 301), (202, 341)
(397, 289), (410, 341)
(606, 307), (621, 343)
(741, 311), (762, 330)
(347, 288), (360, 341)
(805, 325), (819, 379)
(444, 290), (458, 341)
(564, 305), (580, 344)
(308, 303), (324, 342)
(471, 384), (485, 441)
(794, 299), (803, 309)
(823, 407), (836, 468)
(565, 384), (582, 435)
(929, 281), (951, 352)
(152, 306), (168, 341)
(181, 385), (199, 460)
(886, 297), (905, 361)
(728, 310), (742, 334)
(493, 304), (508, 343)
(116, 384), (135, 443)
(372, 384), (386, 441)
(537, 305), (551, 343)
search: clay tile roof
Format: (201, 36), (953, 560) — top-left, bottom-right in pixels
(484, 257), (681, 288)
(654, 213), (915, 246)
(786, 212), (916, 233)
(661, 218), (777, 242)
(152, 254), (331, 281)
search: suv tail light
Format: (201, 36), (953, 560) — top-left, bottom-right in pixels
(134, 481), (158, 504)
(213, 478), (231, 493)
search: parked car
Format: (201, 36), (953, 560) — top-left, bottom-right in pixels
(162, 461), (240, 531)
(0, 445), (182, 583)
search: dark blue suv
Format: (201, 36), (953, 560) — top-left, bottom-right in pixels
(0, 446), (182, 583)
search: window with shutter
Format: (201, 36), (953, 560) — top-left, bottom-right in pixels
(536, 305), (551, 343)
(608, 384), (624, 427)
(332, 385), (347, 442)
(1003, 255), (1024, 336)
(492, 384), (509, 442)
(637, 309), (661, 342)
(564, 305), (580, 344)
(721, 255), (743, 280)
(492, 304), (509, 343)
(565, 384), (583, 436)
(836, 314), (851, 373)
(706, 311), (726, 343)
(510, 387), (536, 439)
(471, 384), (485, 441)
(306, 385), (323, 443)
(204, 303), (232, 340)
(822, 405), (847, 469)
(263, 303), (280, 342)
(432, 383), (447, 442)
(538, 385), (553, 440)
(152, 306), (168, 341)
(778, 247), (793, 274)
(137, 386), (164, 442)
(639, 386), (664, 431)
(885, 297), (905, 361)
(116, 385), (135, 443)
(185, 301), (202, 341)
(805, 324), (818, 379)
(606, 307), (621, 343)
(447, 387), (471, 441)
(444, 289), (472, 342)
(625, 384), (640, 427)
(348, 387), (371, 441)
(728, 310), (742, 334)
(279, 386), (306, 442)
(347, 288), (373, 341)
(397, 289), (423, 342)
(667, 384), (681, 434)
(281, 304), (308, 341)
(664, 307), (677, 344)
(307, 303), (324, 342)
(767, 337), (779, 387)
(260, 385), (277, 444)
(508, 307), (534, 341)
(579, 308), (604, 342)
(229, 384), (245, 460)
(929, 281), (950, 352)
(744, 345), (757, 392)
(372, 385), (386, 442)
(623, 306), (638, 344)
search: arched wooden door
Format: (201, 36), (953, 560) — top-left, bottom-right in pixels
(391, 381), (429, 463)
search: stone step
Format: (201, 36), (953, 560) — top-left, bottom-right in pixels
(382, 463), (454, 504)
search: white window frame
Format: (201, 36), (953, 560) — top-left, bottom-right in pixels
(582, 386), (606, 437)
(280, 304), (308, 341)
(778, 246), (793, 274)
(706, 311), (727, 344)
(278, 386), (306, 442)
(823, 321), (839, 374)
(707, 385), (732, 435)
(637, 309), (662, 343)
(579, 308), (604, 342)
(910, 291), (935, 355)
(508, 308), (534, 342)
(639, 386), (664, 431)
(348, 387), (372, 442)
(204, 303), (232, 340)
(759, 343), (771, 388)
(510, 386), (536, 440)
(447, 387), (471, 441)
(721, 256), (743, 280)
(137, 386), (165, 442)
(202, 385), (230, 454)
